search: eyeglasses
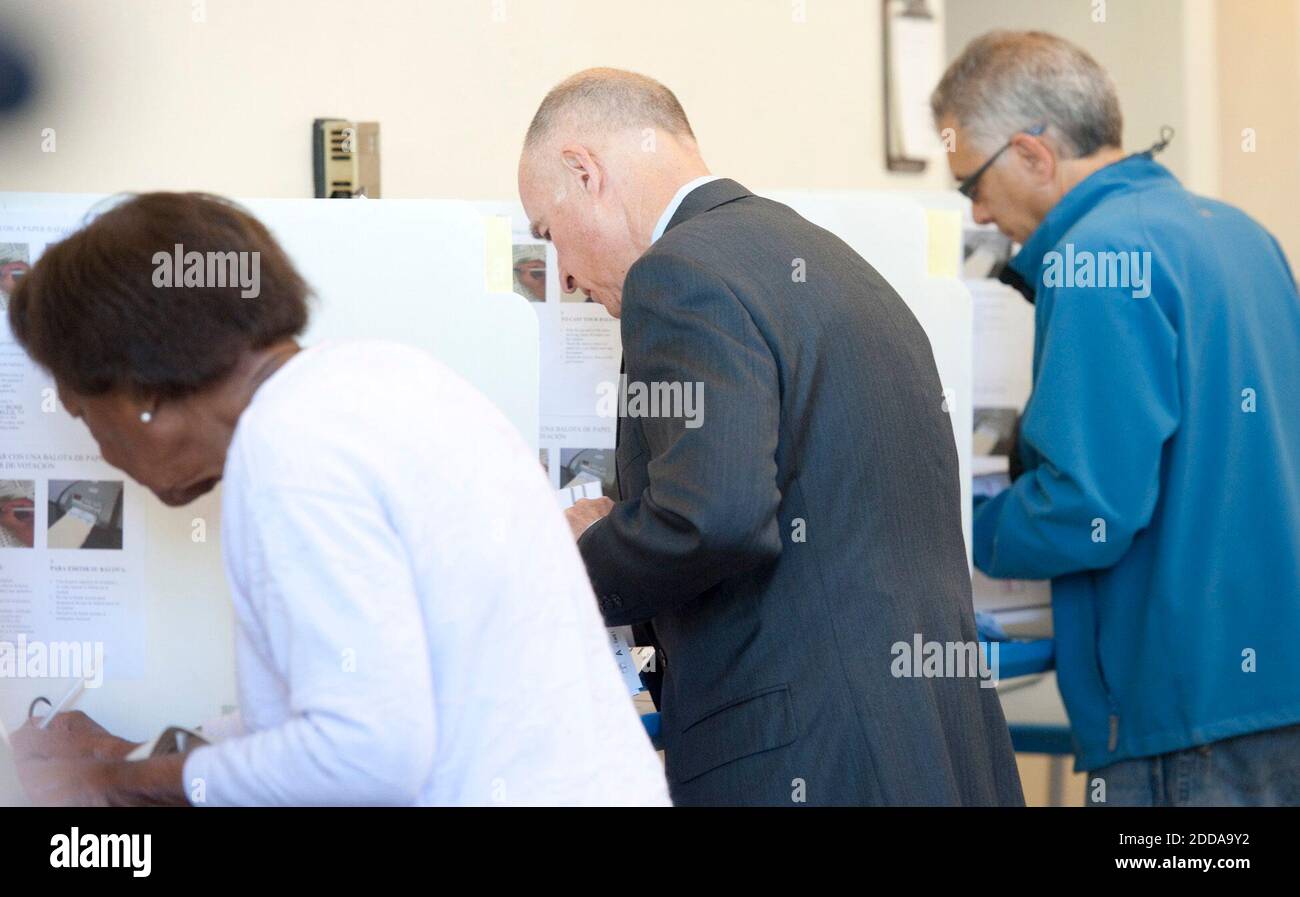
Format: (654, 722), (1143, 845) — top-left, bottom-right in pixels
(958, 124), (1047, 200)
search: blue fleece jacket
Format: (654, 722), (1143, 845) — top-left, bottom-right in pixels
(974, 154), (1300, 772)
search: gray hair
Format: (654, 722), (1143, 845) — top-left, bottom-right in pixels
(524, 67), (695, 150)
(931, 30), (1122, 158)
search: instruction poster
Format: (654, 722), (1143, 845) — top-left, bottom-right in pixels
(1, 210), (147, 679)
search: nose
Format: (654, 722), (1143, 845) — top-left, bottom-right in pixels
(970, 201), (995, 227)
(558, 262), (578, 294)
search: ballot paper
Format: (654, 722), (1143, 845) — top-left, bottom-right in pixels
(555, 473), (604, 509)
(606, 627), (646, 698)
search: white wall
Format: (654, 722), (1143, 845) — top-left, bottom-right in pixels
(945, 0), (1300, 266)
(945, 0), (1198, 184)
(3, 0), (1293, 262)
(1214, 0), (1300, 267)
(0, 0), (953, 200)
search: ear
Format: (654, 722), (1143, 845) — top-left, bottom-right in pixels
(121, 386), (160, 425)
(1011, 132), (1057, 186)
(559, 144), (604, 196)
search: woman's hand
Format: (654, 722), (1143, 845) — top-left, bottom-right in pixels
(12, 710), (140, 762)
(15, 756), (119, 807)
(12, 712), (189, 806)
(21, 753), (190, 807)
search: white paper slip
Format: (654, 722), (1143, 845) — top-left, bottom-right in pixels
(608, 626), (646, 696)
(555, 476), (604, 510)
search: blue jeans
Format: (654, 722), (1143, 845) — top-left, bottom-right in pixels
(1087, 723), (1300, 806)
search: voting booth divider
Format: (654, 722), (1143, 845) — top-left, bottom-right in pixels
(0, 193), (538, 739)
(0, 189), (979, 745)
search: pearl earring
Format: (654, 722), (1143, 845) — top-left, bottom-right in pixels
(140, 410), (153, 424)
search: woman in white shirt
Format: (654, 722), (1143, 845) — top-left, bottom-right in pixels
(7, 192), (669, 807)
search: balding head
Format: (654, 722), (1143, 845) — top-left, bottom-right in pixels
(517, 68), (709, 318)
(523, 67), (695, 154)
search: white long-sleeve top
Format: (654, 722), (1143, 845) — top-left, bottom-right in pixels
(183, 341), (670, 806)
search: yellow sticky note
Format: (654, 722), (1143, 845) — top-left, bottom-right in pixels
(484, 215), (513, 293)
(926, 209), (961, 278)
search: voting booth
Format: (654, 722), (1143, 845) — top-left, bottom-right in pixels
(1, 188), (993, 749)
(0, 193), (539, 739)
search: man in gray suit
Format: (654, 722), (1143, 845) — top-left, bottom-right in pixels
(518, 68), (1023, 807)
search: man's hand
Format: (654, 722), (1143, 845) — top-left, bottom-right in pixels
(12, 710), (139, 762)
(565, 497), (614, 541)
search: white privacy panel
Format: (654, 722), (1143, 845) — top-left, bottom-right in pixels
(0, 192), (538, 740)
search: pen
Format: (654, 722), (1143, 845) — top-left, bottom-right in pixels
(37, 678), (88, 730)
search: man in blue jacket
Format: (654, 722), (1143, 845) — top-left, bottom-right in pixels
(933, 30), (1300, 805)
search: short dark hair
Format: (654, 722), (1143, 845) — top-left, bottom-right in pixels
(7, 192), (310, 398)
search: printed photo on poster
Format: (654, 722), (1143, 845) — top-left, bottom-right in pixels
(0, 243), (32, 311)
(559, 448), (615, 497)
(512, 243), (548, 302)
(0, 479), (36, 549)
(47, 479), (124, 550)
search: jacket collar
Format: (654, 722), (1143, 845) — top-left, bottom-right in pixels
(663, 178), (753, 235)
(1008, 154), (1179, 294)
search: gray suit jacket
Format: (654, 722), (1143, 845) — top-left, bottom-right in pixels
(579, 179), (1023, 806)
